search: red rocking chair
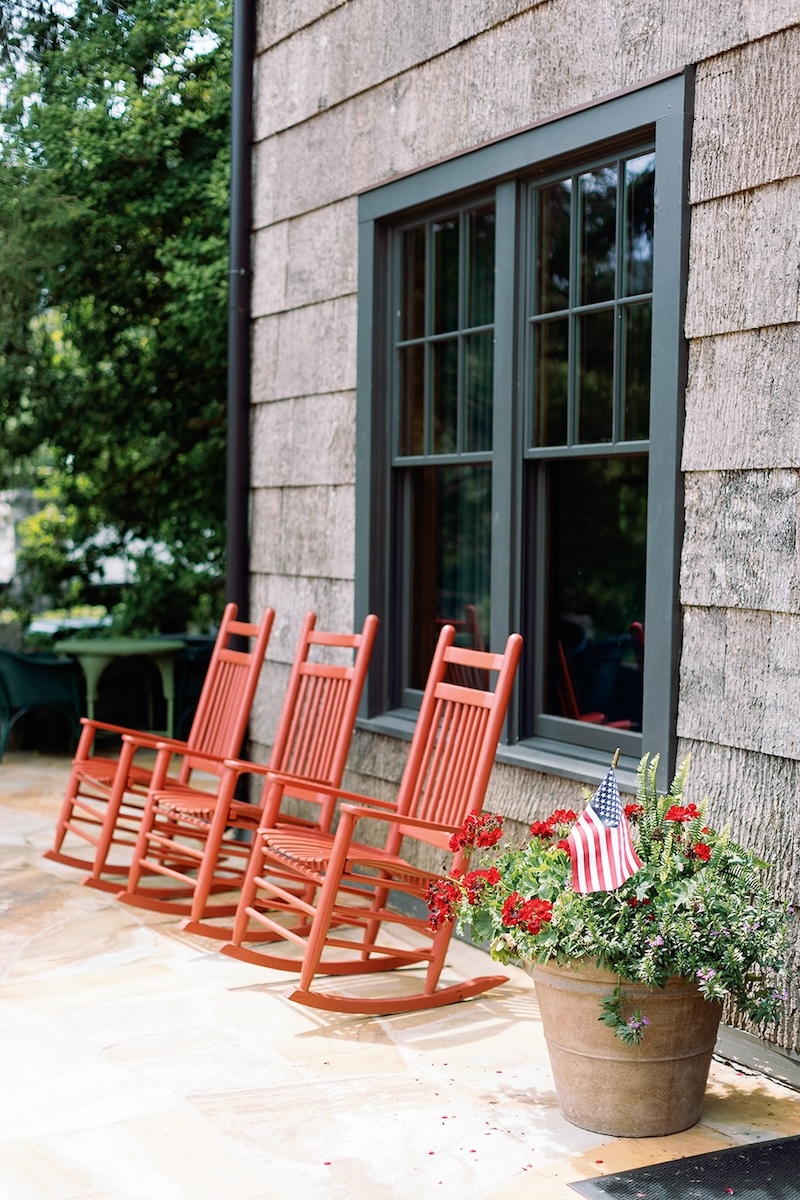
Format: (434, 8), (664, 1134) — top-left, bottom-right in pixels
(44, 603), (274, 890)
(218, 623), (523, 1015)
(117, 613), (379, 937)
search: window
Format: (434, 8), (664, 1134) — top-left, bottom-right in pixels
(525, 152), (653, 748)
(355, 74), (692, 778)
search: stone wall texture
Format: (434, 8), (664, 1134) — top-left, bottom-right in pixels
(250, 0), (800, 1052)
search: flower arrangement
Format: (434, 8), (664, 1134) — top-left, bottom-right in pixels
(427, 754), (792, 1043)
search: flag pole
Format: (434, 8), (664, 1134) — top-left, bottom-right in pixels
(611, 747), (621, 770)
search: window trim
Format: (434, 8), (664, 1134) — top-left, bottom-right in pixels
(355, 71), (694, 788)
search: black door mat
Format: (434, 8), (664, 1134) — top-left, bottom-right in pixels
(569, 1135), (800, 1200)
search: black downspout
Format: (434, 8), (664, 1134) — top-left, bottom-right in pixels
(226, 0), (255, 621)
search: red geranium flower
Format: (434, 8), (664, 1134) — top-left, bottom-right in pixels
(426, 878), (462, 930)
(529, 820), (555, 839)
(462, 867), (501, 904)
(449, 811), (504, 852)
(664, 802), (702, 823)
(475, 815), (504, 848)
(501, 892), (554, 935)
(693, 842), (712, 862)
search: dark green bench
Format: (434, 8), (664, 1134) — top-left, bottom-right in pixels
(0, 645), (83, 760)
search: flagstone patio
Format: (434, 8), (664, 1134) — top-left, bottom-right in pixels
(1, 750), (798, 1200)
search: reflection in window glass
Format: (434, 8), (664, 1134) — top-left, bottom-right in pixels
(537, 180), (571, 313)
(433, 218), (459, 334)
(468, 207), (495, 328)
(432, 339), (458, 454)
(399, 344), (424, 456)
(624, 302), (652, 441)
(408, 464), (492, 690)
(401, 225), (426, 340)
(580, 166), (617, 306)
(465, 332), (494, 452)
(534, 319), (569, 446)
(545, 456), (647, 729)
(577, 309), (614, 444)
(625, 153), (655, 297)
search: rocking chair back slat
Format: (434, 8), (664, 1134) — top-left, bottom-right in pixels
(181, 654), (255, 773)
(280, 674), (347, 781)
(392, 638), (512, 848)
(266, 616), (378, 823)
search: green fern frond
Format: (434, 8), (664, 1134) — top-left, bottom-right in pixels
(669, 753), (691, 798)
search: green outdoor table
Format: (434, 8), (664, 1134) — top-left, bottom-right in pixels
(56, 637), (186, 736)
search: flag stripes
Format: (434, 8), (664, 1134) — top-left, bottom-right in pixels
(567, 768), (642, 893)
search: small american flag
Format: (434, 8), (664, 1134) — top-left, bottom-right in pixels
(567, 767), (642, 893)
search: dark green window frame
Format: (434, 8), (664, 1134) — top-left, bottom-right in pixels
(355, 72), (693, 786)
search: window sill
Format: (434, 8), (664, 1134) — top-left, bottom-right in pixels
(356, 712), (641, 794)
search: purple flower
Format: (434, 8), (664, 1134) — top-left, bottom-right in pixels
(627, 1014), (650, 1031)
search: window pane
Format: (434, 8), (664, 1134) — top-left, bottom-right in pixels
(433, 216), (459, 334)
(407, 464), (492, 690)
(467, 205), (495, 328)
(623, 301), (652, 441)
(465, 331), (493, 452)
(580, 166), (617, 306)
(399, 344), (424, 456)
(432, 339), (458, 454)
(545, 457), (647, 729)
(577, 309), (614, 444)
(401, 225), (426, 340)
(537, 179), (571, 313)
(625, 153), (655, 297)
(534, 317), (569, 446)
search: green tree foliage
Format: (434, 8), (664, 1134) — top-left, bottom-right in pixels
(0, 0), (231, 631)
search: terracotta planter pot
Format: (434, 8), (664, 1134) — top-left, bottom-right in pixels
(532, 958), (723, 1137)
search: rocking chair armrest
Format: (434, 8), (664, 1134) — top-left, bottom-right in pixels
(269, 771), (398, 809)
(122, 731), (190, 752)
(151, 740), (229, 763)
(171, 755), (330, 789)
(216, 760), (399, 811)
(138, 741), (245, 794)
(203, 756), (319, 786)
(338, 803), (459, 836)
(79, 717), (155, 739)
(266, 773), (400, 812)
(218, 756), (272, 775)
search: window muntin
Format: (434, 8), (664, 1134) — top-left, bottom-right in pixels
(393, 203), (495, 693)
(396, 204), (495, 460)
(528, 151), (655, 452)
